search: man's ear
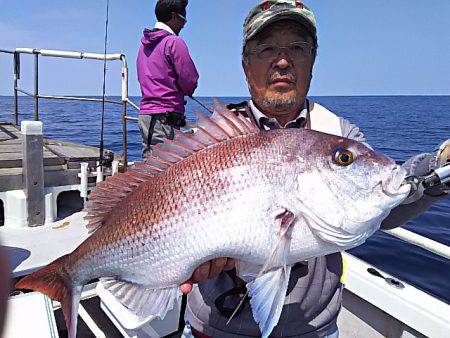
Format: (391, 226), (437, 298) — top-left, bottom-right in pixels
(242, 58), (249, 79)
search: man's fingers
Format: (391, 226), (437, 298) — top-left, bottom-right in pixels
(437, 140), (450, 166)
(187, 258), (236, 289)
(209, 258), (228, 278)
(192, 261), (211, 282)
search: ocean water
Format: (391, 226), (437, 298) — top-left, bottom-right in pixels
(0, 95), (449, 303)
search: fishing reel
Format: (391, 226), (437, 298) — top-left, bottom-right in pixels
(100, 150), (115, 167)
(403, 140), (450, 203)
(405, 162), (450, 203)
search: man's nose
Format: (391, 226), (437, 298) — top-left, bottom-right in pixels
(274, 51), (291, 69)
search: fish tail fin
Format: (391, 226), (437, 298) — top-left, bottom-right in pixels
(15, 255), (82, 338)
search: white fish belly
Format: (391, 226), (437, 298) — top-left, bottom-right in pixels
(83, 183), (279, 288)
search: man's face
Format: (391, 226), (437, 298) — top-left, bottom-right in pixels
(243, 20), (315, 117)
(171, 12), (186, 35)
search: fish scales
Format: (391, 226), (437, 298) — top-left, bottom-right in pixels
(15, 107), (410, 338)
(69, 131), (295, 286)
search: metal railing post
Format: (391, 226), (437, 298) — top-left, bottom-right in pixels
(121, 56), (129, 170)
(34, 52), (39, 121)
(122, 102), (128, 169)
(13, 52), (19, 126)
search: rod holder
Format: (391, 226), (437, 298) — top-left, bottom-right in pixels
(79, 162), (89, 200)
(112, 161), (119, 176)
(96, 162), (104, 183)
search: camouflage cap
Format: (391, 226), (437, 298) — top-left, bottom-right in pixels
(243, 0), (317, 47)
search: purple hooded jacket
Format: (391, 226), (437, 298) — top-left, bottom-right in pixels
(137, 29), (199, 115)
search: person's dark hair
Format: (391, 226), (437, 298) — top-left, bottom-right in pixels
(155, 0), (188, 23)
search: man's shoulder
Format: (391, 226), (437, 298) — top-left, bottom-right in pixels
(225, 99), (342, 120)
(164, 34), (187, 46)
(309, 100), (365, 142)
(309, 101), (341, 121)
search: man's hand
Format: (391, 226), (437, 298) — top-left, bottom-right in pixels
(180, 258), (235, 294)
(437, 139), (450, 166)
(402, 139), (450, 204)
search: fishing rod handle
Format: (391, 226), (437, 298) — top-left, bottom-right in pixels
(435, 164), (450, 185)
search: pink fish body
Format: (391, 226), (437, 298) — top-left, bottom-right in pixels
(16, 104), (410, 338)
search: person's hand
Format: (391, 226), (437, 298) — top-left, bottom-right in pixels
(437, 139), (450, 166)
(437, 139), (450, 193)
(180, 258), (235, 294)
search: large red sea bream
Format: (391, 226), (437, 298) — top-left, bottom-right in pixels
(16, 104), (410, 338)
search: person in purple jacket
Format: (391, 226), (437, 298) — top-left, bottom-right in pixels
(137, 0), (199, 156)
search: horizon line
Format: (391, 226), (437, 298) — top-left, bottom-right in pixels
(1, 94), (449, 98)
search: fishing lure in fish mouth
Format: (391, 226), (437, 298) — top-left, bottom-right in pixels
(15, 100), (410, 338)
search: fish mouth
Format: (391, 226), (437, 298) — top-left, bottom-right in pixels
(381, 166), (411, 197)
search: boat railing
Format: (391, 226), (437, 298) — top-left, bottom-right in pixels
(382, 228), (449, 259)
(0, 47), (141, 167)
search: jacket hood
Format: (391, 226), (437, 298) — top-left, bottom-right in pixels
(141, 28), (172, 47)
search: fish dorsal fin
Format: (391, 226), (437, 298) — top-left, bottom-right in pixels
(84, 101), (258, 233)
(84, 168), (157, 233)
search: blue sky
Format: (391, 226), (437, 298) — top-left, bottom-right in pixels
(0, 0), (449, 97)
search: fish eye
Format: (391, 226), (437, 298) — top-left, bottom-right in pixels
(333, 148), (355, 166)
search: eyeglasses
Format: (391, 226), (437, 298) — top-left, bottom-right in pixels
(247, 42), (315, 61)
(177, 13), (187, 22)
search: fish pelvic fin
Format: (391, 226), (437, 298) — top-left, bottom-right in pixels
(84, 100), (259, 234)
(15, 255), (82, 338)
(101, 278), (179, 321)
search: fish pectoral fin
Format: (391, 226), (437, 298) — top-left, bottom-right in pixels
(101, 278), (179, 321)
(235, 208), (294, 280)
(240, 208), (295, 337)
(266, 208), (295, 270)
(227, 209), (295, 333)
(236, 261), (262, 283)
(247, 265), (292, 338)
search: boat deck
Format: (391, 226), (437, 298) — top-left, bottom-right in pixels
(0, 121), (119, 192)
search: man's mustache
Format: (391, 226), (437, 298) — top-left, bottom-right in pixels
(268, 72), (297, 83)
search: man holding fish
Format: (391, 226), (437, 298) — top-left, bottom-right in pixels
(180, 1), (450, 337)
(14, 1), (449, 338)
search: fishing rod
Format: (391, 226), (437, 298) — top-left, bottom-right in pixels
(188, 95), (215, 115)
(99, 0), (110, 168)
(419, 164), (450, 189)
(405, 162), (450, 203)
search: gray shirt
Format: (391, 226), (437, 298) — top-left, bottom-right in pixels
(185, 102), (366, 337)
(186, 255), (343, 337)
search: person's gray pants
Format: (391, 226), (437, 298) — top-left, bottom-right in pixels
(138, 114), (175, 157)
(181, 323), (339, 338)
